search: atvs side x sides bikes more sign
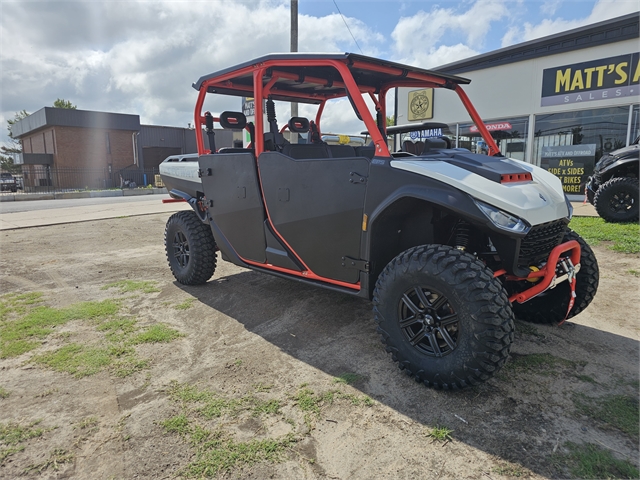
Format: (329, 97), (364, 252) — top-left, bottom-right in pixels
(160, 53), (599, 390)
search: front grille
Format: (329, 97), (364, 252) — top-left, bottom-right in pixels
(518, 219), (567, 266)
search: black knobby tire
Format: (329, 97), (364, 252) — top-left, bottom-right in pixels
(164, 210), (217, 285)
(593, 177), (639, 223)
(373, 245), (515, 390)
(512, 229), (599, 324)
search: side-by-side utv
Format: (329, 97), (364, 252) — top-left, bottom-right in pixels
(160, 53), (598, 390)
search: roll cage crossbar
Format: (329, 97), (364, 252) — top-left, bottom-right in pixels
(192, 53), (501, 157)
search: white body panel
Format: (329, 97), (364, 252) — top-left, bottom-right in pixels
(159, 161), (200, 182)
(390, 157), (569, 226)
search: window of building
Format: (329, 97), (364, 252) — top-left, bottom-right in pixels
(455, 116), (529, 161)
(532, 106), (629, 165)
(106, 132), (111, 154)
(533, 106), (630, 197)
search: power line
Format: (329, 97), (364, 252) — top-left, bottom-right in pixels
(332, 0), (363, 54)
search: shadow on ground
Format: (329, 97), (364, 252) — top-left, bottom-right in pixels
(178, 268), (639, 478)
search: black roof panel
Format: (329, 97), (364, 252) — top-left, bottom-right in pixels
(193, 52), (471, 100)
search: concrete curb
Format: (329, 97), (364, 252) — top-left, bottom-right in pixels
(0, 188), (168, 202)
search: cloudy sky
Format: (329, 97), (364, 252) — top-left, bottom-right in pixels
(0, 0), (637, 145)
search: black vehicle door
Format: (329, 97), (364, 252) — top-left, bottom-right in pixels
(258, 152), (368, 283)
(199, 153), (267, 263)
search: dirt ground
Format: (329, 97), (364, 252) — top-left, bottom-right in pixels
(0, 213), (638, 479)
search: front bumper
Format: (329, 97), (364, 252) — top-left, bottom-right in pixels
(494, 240), (581, 304)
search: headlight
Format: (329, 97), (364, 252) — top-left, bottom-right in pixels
(475, 200), (530, 234)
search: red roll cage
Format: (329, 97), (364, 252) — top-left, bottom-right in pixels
(192, 53), (501, 157)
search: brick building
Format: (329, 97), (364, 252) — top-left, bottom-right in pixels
(10, 107), (233, 190)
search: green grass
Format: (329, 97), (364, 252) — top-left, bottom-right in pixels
(574, 394), (639, 439)
(163, 381), (375, 477)
(570, 217), (640, 254)
(168, 383), (280, 419)
(564, 442), (639, 479)
(101, 280), (160, 294)
(1, 288), (183, 378)
(426, 425), (453, 443)
(183, 434), (295, 477)
(0, 292), (45, 322)
(97, 318), (137, 343)
(0, 299), (119, 358)
(492, 463), (528, 477)
(131, 324), (183, 344)
(0, 421), (44, 463)
(174, 298), (196, 310)
(24, 448), (74, 474)
(32, 344), (113, 378)
(0, 387), (9, 399)
(76, 416), (99, 432)
(0, 445), (24, 463)
(504, 353), (581, 375)
(575, 374), (597, 384)
(163, 383), (296, 476)
(628, 269), (640, 277)
(333, 372), (364, 385)
(162, 414), (191, 435)
(0, 421), (43, 445)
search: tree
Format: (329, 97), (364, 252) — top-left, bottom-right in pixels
(53, 98), (77, 109)
(386, 115), (395, 126)
(0, 110), (29, 172)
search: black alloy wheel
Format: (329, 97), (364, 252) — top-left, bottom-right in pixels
(373, 245), (514, 390)
(172, 230), (190, 268)
(594, 177), (639, 223)
(164, 210), (217, 285)
(398, 286), (458, 357)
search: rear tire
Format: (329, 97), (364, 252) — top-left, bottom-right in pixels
(165, 210), (217, 285)
(512, 230), (598, 324)
(594, 177), (639, 223)
(373, 245), (514, 390)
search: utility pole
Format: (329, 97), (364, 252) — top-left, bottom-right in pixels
(290, 0), (299, 143)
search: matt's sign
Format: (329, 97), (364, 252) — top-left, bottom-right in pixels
(541, 53), (639, 106)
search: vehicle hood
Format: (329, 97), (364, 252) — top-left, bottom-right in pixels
(390, 154), (569, 227)
(594, 143), (639, 173)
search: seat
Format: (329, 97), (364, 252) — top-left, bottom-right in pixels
(328, 144), (356, 158)
(402, 140), (417, 154)
(355, 146), (376, 159)
(288, 117), (310, 133)
(218, 147), (254, 154)
(219, 111), (247, 130)
(281, 143), (332, 159)
(421, 137), (450, 154)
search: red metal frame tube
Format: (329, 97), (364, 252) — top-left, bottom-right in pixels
(329, 60), (390, 157)
(453, 85), (501, 156)
(508, 240), (581, 304)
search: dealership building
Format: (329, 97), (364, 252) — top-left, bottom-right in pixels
(397, 12), (639, 198)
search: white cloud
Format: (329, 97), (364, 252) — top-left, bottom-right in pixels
(501, 0), (639, 47)
(391, 0), (509, 67)
(0, 0), (383, 143)
(540, 0), (562, 15)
